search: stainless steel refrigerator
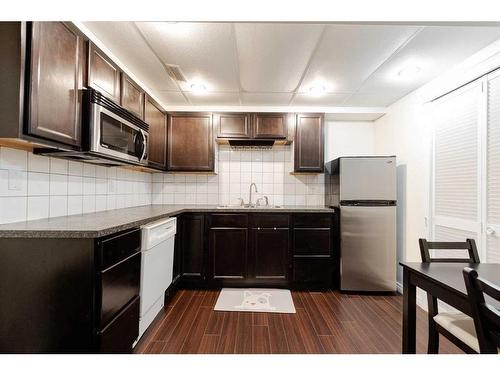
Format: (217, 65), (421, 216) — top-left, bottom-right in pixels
(325, 156), (397, 292)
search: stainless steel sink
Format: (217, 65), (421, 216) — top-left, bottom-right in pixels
(215, 205), (284, 209)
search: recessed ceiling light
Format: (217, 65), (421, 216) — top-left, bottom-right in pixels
(308, 84), (327, 96)
(397, 65), (421, 79)
(189, 82), (207, 93)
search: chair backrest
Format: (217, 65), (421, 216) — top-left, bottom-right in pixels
(463, 267), (500, 353)
(418, 238), (480, 263)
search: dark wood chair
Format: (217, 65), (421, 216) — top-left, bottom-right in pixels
(418, 238), (480, 354)
(463, 267), (500, 353)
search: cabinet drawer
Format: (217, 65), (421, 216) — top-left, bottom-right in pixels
(98, 228), (141, 270)
(99, 251), (140, 329)
(209, 214), (248, 228)
(98, 296), (139, 353)
(250, 213), (289, 228)
(293, 214), (332, 228)
(293, 228), (331, 255)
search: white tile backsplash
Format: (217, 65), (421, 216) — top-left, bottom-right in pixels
(0, 144), (324, 224)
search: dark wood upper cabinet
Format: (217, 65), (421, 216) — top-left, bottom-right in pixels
(214, 113), (251, 138)
(121, 74), (145, 119)
(252, 113), (288, 139)
(145, 95), (167, 170)
(167, 113), (214, 172)
(88, 43), (121, 104)
(27, 22), (85, 148)
(294, 113), (324, 173)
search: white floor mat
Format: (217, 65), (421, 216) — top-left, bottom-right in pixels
(214, 288), (296, 313)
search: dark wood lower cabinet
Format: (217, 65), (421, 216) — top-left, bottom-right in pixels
(252, 228), (289, 280)
(180, 214), (205, 283)
(210, 228), (248, 280)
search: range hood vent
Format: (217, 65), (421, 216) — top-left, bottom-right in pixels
(228, 140), (275, 150)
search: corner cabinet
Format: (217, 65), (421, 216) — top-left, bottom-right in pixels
(27, 22), (86, 148)
(294, 113), (324, 173)
(167, 113), (214, 172)
(145, 95), (167, 170)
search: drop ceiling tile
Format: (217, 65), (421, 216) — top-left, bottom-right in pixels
(299, 24), (420, 94)
(343, 92), (404, 107)
(290, 93), (351, 106)
(240, 93), (293, 106)
(235, 23), (324, 92)
(184, 92), (241, 106)
(83, 22), (178, 91)
(357, 26), (500, 97)
(136, 22), (240, 92)
(155, 91), (188, 106)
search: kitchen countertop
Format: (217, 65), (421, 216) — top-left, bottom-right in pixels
(0, 204), (336, 239)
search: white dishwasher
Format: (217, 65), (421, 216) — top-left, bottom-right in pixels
(138, 217), (177, 339)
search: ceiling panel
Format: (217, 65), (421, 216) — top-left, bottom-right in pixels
(298, 24), (420, 94)
(235, 23), (324, 92)
(83, 22), (178, 91)
(358, 26), (500, 100)
(240, 92), (293, 105)
(343, 92), (405, 107)
(136, 22), (240, 92)
(184, 92), (241, 105)
(155, 91), (188, 106)
(290, 93), (350, 106)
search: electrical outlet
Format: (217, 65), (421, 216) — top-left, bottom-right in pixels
(8, 170), (23, 191)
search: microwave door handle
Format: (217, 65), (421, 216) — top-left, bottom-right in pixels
(140, 130), (147, 162)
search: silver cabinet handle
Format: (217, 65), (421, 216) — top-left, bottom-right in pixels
(274, 227), (277, 230)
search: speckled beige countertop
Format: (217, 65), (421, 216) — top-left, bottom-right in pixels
(0, 205), (336, 239)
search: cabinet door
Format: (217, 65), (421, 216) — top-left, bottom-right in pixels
(252, 228), (289, 280)
(121, 74), (145, 119)
(253, 113), (287, 139)
(215, 113), (251, 138)
(28, 22), (85, 148)
(167, 113), (214, 171)
(88, 43), (121, 103)
(294, 113), (324, 172)
(145, 96), (167, 169)
(209, 228), (248, 280)
(181, 214), (205, 280)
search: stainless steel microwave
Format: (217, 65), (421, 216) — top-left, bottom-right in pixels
(35, 88), (149, 166)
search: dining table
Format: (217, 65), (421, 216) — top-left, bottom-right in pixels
(400, 261), (500, 354)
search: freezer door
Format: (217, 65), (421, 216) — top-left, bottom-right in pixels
(340, 157), (396, 201)
(340, 205), (396, 292)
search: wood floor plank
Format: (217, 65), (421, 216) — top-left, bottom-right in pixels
(180, 307), (212, 353)
(235, 312), (253, 354)
(151, 290), (193, 341)
(216, 312), (239, 354)
(298, 292), (333, 335)
(201, 290), (220, 307)
(267, 313), (290, 354)
(252, 312), (269, 326)
(205, 310), (226, 335)
(252, 326), (271, 354)
(199, 335), (220, 354)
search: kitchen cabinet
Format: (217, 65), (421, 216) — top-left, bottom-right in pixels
(214, 113), (251, 138)
(145, 95), (167, 170)
(180, 214), (206, 283)
(27, 22), (86, 148)
(167, 113), (214, 171)
(208, 214), (248, 281)
(253, 113), (288, 139)
(121, 73), (145, 119)
(294, 113), (324, 173)
(88, 42), (121, 104)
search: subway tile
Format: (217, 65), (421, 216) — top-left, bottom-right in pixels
(1, 148), (27, 171)
(174, 174), (186, 183)
(262, 172), (274, 184)
(262, 162), (273, 173)
(106, 195), (116, 210)
(185, 175), (197, 183)
(196, 194), (208, 205)
(107, 167), (117, 180)
(152, 193), (162, 205)
(68, 175), (83, 195)
(28, 172), (49, 196)
(0, 196), (27, 223)
(262, 150), (273, 162)
(82, 164), (96, 177)
(207, 193), (218, 205)
(152, 182), (163, 194)
(229, 149), (241, 162)
(68, 161), (83, 176)
(174, 193), (186, 204)
(196, 174), (207, 183)
(95, 195), (107, 212)
(229, 162), (241, 172)
(240, 161), (252, 172)
(28, 153), (49, 173)
(49, 196), (67, 218)
(83, 177), (96, 195)
(49, 158), (68, 175)
(107, 179), (116, 194)
(196, 183), (208, 194)
(95, 178), (107, 194)
(82, 195), (96, 213)
(185, 183), (197, 194)
(164, 174), (175, 183)
(95, 166), (107, 179)
(295, 195), (306, 205)
(163, 194), (174, 204)
(67, 195), (83, 215)
(49, 174), (68, 195)
(27, 196), (49, 220)
(284, 184), (296, 195)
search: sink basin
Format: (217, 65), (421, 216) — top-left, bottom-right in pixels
(215, 205), (283, 209)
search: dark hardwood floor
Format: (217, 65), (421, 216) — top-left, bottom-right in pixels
(134, 289), (462, 354)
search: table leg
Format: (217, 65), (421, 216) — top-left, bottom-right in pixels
(403, 267), (416, 353)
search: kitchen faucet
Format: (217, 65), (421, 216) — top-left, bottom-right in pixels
(249, 183), (258, 207)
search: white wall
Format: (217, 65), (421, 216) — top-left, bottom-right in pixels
(325, 121), (375, 160)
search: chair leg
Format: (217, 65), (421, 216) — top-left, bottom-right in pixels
(427, 318), (439, 354)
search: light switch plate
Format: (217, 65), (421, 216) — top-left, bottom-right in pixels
(8, 170), (23, 191)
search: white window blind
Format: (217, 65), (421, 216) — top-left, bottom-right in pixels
(432, 81), (482, 256)
(486, 71), (500, 262)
